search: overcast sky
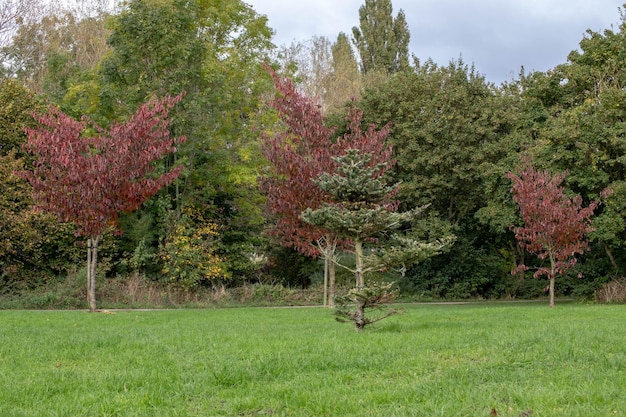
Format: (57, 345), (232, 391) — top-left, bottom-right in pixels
(245, 0), (623, 84)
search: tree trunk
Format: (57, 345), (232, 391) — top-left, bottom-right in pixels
(328, 256), (336, 307)
(87, 236), (100, 312)
(354, 299), (366, 331)
(355, 239), (364, 290)
(549, 277), (555, 308)
(549, 252), (555, 308)
(604, 243), (619, 273)
(323, 254), (328, 307)
(514, 241), (525, 281)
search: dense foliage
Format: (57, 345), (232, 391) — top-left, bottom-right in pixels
(508, 158), (603, 307)
(20, 95), (185, 310)
(3, 0), (626, 305)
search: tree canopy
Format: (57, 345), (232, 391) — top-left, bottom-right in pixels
(352, 0), (410, 74)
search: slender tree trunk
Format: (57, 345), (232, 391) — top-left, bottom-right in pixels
(87, 238), (92, 309)
(328, 256), (336, 307)
(355, 239), (364, 290)
(87, 235), (100, 312)
(549, 277), (555, 308)
(354, 299), (365, 331)
(514, 241), (525, 281)
(320, 235), (337, 307)
(353, 240), (366, 330)
(604, 243), (619, 273)
(549, 252), (555, 308)
(323, 254), (328, 307)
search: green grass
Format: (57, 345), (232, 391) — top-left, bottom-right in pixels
(0, 303), (625, 416)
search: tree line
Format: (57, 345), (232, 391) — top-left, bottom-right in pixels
(1, 0), (626, 305)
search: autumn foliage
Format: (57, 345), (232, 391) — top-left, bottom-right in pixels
(21, 94), (186, 238)
(507, 158), (603, 307)
(260, 66), (393, 257)
(20, 94), (185, 310)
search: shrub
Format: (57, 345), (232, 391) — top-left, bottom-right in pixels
(595, 278), (626, 303)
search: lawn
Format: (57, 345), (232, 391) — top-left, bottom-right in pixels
(0, 303), (624, 416)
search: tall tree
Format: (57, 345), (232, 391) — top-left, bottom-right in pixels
(0, 0), (41, 71)
(274, 36), (333, 111)
(507, 158), (603, 308)
(20, 95), (185, 311)
(522, 14), (626, 276)
(352, 0), (410, 74)
(261, 66), (397, 305)
(101, 0), (275, 280)
(325, 32), (362, 115)
(260, 66), (339, 305)
(4, 7), (111, 98)
(0, 78), (39, 156)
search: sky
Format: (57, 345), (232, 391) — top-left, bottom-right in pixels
(245, 0), (624, 84)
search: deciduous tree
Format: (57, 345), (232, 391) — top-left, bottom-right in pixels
(20, 94), (185, 311)
(261, 66), (397, 306)
(507, 158), (603, 307)
(352, 0), (410, 74)
(260, 65), (339, 305)
(101, 0), (274, 279)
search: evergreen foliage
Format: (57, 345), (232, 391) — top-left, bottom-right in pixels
(303, 149), (450, 329)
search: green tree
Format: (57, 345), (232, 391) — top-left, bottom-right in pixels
(4, 9), (110, 99)
(517, 12), (626, 279)
(0, 151), (80, 291)
(360, 61), (514, 222)
(0, 78), (39, 156)
(0, 0), (42, 74)
(274, 36), (333, 111)
(100, 0), (275, 281)
(352, 0), (410, 74)
(302, 150), (449, 329)
(357, 60), (522, 298)
(325, 32), (362, 115)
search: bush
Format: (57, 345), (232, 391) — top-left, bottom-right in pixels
(595, 278), (626, 303)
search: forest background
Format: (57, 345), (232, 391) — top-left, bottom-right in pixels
(2, 0), (626, 308)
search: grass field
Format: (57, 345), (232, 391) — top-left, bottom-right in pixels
(0, 303), (624, 417)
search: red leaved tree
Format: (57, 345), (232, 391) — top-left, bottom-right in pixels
(260, 65), (392, 306)
(507, 158), (601, 307)
(20, 95), (185, 311)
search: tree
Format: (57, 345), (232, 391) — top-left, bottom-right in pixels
(325, 32), (362, 115)
(0, 77), (39, 156)
(274, 36), (333, 111)
(261, 66), (398, 306)
(260, 65), (339, 306)
(522, 15), (626, 277)
(352, 0), (410, 74)
(20, 94), (185, 311)
(1, 151), (80, 288)
(101, 0), (275, 280)
(4, 8), (111, 97)
(507, 158), (603, 307)
(302, 149), (449, 330)
(274, 33), (362, 117)
(357, 60), (519, 298)
(0, 0), (41, 71)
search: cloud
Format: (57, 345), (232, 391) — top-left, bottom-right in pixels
(247, 0), (623, 83)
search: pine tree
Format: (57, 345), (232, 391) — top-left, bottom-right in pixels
(302, 149), (450, 330)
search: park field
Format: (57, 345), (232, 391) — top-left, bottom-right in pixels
(0, 303), (624, 416)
